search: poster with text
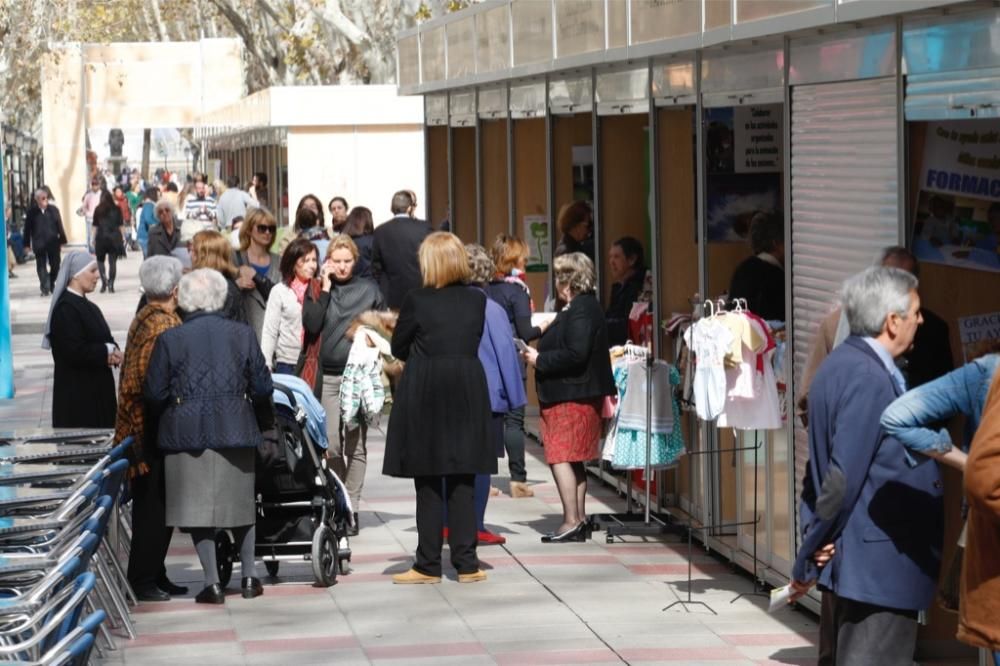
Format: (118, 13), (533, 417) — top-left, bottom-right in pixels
(523, 215), (551, 273)
(958, 311), (1000, 361)
(733, 105), (783, 173)
(914, 120), (1000, 273)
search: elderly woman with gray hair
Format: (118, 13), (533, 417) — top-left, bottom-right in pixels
(145, 268), (273, 604)
(522, 252), (614, 543)
(146, 199), (181, 258)
(463, 244), (526, 545)
(114, 256), (186, 602)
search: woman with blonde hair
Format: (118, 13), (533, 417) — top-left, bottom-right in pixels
(190, 229), (247, 323)
(302, 235), (385, 532)
(234, 207), (281, 340)
(383, 232), (494, 584)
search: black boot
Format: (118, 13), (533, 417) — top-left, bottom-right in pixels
(100, 281), (107, 293)
(108, 280), (115, 294)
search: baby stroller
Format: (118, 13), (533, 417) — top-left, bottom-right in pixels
(215, 374), (353, 587)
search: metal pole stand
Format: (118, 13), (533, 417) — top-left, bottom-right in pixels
(731, 430), (768, 604)
(589, 342), (678, 542)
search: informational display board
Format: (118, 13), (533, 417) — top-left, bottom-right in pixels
(914, 120), (1000, 273)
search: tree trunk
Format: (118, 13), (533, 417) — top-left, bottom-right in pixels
(141, 128), (152, 181)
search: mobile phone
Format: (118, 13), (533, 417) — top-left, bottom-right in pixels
(513, 338), (530, 353)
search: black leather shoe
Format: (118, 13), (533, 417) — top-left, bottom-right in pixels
(541, 523), (587, 544)
(241, 576), (263, 599)
(157, 578), (188, 596)
(134, 584), (170, 602)
(195, 583), (225, 604)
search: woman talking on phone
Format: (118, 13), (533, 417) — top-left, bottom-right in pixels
(302, 235), (385, 533)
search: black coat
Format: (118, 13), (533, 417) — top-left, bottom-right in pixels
(93, 207), (125, 256)
(534, 292), (615, 405)
(146, 223), (180, 257)
(605, 271), (645, 347)
(382, 285), (495, 478)
(24, 204), (67, 250)
(903, 306), (953, 389)
(371, 216), (431, 310)
(728, 255), (785, 322)
(352, 233), (375, 280)
(144, 312), (272, 453)
(48, 292), (117, 428)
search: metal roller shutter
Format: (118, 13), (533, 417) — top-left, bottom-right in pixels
(790, 77), (900, 548)
(905, 66), (1000, 121)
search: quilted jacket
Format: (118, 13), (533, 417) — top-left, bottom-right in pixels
(144, 311), (273, 452)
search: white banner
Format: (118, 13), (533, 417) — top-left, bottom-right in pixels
(922, 121), (1000, 202)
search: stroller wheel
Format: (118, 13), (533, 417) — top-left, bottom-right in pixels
(311, 525), (338, 587)
(265, 561), (280, 578)
(216, 531), (235, 588)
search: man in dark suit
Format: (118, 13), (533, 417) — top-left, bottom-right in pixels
(790, 266), (943, 665)
(371, 190), (432, 310)
(24, 188), (67, 296)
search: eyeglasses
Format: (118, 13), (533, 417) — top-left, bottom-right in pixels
(256, 225), (277, 234)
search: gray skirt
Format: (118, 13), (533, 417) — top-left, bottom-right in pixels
(165, 448), (255, 528)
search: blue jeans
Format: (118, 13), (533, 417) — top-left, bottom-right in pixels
(274, 362), (296, 375)
(993, 651), (1000, 666)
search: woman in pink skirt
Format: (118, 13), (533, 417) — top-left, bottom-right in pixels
(523, 252), (615, 543)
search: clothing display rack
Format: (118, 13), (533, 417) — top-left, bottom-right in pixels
(588, 338), (677, 540)
(663, 297), (768, 615)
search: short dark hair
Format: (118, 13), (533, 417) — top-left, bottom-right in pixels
(391, 190), (414, 215)
(165, 182), (179, 193)
(193, 173), (207, 184)
(329, 196), (349, 211)
(748, 212), (783, 256)
(279, 237), (318, 284)
(226, 175), (240, 188)
(612, 236), (645, 273)
(294, 207), (319, 233)
(342, 206), (374, 237)
(879, 245), (920, 278)
(144, 186), (160, 202)
(254, 172), (268, 186)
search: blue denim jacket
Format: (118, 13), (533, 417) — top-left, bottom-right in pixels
(880, 353), (999, 466)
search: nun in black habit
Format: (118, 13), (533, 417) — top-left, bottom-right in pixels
(43, 251), (121, 428)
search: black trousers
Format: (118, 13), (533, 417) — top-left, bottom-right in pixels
(34, 243), (60, 293)
(821, 591), (918, 666)
(502, 405), (527, 482)
(414, 474), (478, 577)
(126, 455), (175, 588)
(95, 249), (118, 287)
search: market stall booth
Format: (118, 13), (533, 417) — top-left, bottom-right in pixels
(449, 90), (477, 239)
(397, 1), (987, 658)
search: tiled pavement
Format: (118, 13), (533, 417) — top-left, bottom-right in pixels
(1, 252), (822, 665)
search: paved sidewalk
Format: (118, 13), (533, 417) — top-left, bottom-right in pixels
(1, 253), (821, 665)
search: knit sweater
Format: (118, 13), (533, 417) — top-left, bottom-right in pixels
(301, 276), (385, 375)
(261, 282), (305, 368)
